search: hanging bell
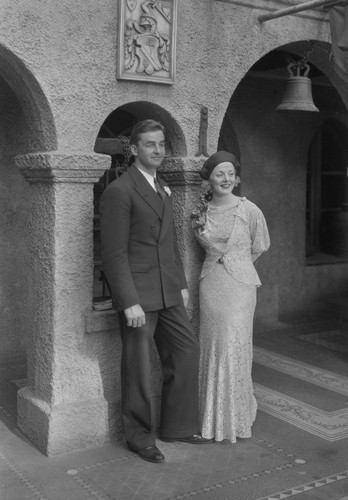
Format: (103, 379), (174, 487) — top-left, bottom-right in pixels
(276, 61), (319, 112)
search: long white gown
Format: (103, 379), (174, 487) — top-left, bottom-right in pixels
(194, 197), (270, 442)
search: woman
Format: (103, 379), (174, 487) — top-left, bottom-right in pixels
(191, 151), (270, 443)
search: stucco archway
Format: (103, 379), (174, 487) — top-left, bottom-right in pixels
(95, 101), (187, 157)
(217, 40), (348, 322)
(92, 101), (188, 300)
(0, 43), (57, 152)
(0, 45), (57, 359)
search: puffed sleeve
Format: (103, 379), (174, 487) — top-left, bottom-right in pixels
(249, 204), (270, 262)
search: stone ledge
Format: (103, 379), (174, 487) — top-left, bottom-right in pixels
(159, 157), (206, 186)
(16, 152), (110, 183)
(84, 308), (120, 335)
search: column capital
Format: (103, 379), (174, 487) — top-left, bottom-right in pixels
(16, 152), (110, 184)
(159, 156), (206, 186)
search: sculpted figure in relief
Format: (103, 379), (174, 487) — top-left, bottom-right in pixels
(124, 0), (171, 76)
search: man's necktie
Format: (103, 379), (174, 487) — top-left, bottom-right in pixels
(154, 177), (165, 201)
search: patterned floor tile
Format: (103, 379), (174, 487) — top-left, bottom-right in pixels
(253, 347), (348, 396)
(255, 383), (348, 441)
(257, 471), (348, 499)
(297, 330), (348, 353)
(2, 322), (348, 500)
(253, 332), (348, 442)
(72, 440), (291, 500)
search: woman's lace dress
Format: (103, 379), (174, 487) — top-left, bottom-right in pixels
(195, 197), (270, 442)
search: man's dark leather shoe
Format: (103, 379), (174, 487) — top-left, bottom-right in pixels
(137, 445), (165, 463)
(160, 434), (214, 444)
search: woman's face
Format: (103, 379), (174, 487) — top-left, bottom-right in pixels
(209, 162), (237, 196)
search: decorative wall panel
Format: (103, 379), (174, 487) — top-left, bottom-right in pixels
(117, 0), (177, 84)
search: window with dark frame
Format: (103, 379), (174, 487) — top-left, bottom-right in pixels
(306, 119), (348, 262)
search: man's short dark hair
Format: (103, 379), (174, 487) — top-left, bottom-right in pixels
(130, 119), (165, 145)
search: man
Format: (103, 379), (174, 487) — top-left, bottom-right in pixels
(100, 119), (212, 463)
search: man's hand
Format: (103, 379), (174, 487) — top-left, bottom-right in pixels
(181, 289), (189, 309)
(124, 304), (146, 328)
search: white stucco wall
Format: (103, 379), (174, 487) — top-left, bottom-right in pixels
(0, 0), (332, 153)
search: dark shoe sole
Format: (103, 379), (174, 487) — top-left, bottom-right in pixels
(137, 453), (165, 463)
(135, 445), (165, 463)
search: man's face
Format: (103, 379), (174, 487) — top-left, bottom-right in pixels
(131, 130), (165, 173)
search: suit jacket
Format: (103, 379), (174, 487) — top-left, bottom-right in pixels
(100, 165), (187, 312)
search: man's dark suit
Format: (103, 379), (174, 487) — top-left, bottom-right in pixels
(100, 165), (200, 451)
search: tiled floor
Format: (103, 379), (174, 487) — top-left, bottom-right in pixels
(1, 318), (348, 499)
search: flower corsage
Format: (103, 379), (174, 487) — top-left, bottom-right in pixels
(163, 186), (172, 197)
(190, 188), (212, 231)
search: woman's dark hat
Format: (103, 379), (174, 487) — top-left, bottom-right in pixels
(200, 151), (240, 180)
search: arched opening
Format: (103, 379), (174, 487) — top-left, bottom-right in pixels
(218, 40), (348, 320)
(0, 43), (57, 151)
(0, 46), (57, 358)
(92, 102), (186, 303)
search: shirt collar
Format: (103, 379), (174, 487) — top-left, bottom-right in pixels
(136, 166), (157, 190)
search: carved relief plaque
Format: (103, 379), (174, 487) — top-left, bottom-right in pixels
(117, 0), (177, 84)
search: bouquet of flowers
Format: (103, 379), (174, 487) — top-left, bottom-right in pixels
(190, 188), (212, 231)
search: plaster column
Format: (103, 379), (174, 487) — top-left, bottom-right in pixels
(15, 152), (110, 455)
(160, 156), (205, 332)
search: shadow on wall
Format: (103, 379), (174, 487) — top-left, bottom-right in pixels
(0, 45), (57, 358)
(215, 40), (348, 321)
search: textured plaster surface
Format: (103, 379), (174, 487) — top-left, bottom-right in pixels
(0, 78), (32, 358)
(0, 0), (332, 154)
(15, 153), (110, 454)
(0, 0), (347, 454)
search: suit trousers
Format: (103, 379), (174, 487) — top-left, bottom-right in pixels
(118, 304), (200, 451)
